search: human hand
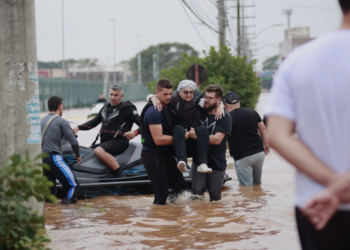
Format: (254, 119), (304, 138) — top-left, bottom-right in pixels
(72, 127), (79, 135)
(185, 130), (190, 140)
(214, 103), (225, 120)
(151, 96), (162, 111)
(74, 155), (82, 164)
(124, 131), (137, 140)
(264, 145), (270, 155)
(301, 189), (340, 231)
(189, 127), (197, 140)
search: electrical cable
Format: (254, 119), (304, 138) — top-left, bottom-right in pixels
(181, 0), (219, 33)
(179, 0), (209, 48)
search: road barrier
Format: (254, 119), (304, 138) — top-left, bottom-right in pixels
(39, 78), (150, 112)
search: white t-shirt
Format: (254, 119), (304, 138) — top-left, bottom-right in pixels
(265, 30), (350, 210)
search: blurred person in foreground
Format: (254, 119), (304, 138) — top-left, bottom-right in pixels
(265, 1), (350, 248)
(189, 85), (232, 201)
(140, 79), (187, 205)
(225, 92), (269, 186)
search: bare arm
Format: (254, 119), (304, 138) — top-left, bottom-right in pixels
(267, 115), (336, 186)
(209, 132), (226, 146)
(257, 121), (270, 155)
(149, 124), (173, 146)
(214, 103), (225, 120)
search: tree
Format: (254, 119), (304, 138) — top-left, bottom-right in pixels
(129, 42), (199, 84)
(262, 55), (279, 71)
(148, 46), (261, 109)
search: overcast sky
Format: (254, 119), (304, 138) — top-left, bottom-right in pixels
(35, 0), (342, 71)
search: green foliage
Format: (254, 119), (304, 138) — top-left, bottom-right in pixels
(0, 152), (57, 250)
(130, 42), (199, 85)
(262, 55), (279, 71)
(148, 45), (261, 109)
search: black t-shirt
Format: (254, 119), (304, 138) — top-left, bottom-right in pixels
(142, 105), (171, 153)
(200, 110), (232, 171)
(227, 107), (264, 161)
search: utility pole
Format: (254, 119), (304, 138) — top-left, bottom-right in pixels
(62, 0), (65, 79)
(110, 19), (116, 82)
(218, 0), (226, 47)
(156, 45), (159, 79)
(153, 54), (156, 80)
(0, 0), (43, 215)
(282, 9), (293, 30)
(237, 0), (241, 56)
(136, 35), (141, 84)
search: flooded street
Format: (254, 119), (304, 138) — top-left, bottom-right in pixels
(43, 93), (300, 249)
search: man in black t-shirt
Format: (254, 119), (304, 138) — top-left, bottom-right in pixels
(225, 91), (269, 186)
(189, 85), (232, 201)
(140, 79), (187, 205)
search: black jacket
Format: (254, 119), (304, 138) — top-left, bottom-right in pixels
(78, 101), (140, 143)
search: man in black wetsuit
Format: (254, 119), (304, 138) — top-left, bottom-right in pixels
(72, 84), (141, 177)
(140, 79), (187, 205)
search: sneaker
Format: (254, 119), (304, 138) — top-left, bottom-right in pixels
(177, 161), (187, 173)
(197, 163), (212, 173)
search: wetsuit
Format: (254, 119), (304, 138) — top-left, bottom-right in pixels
(140, 102), (187, 205)
(78, 101), (141, 156)
(169, 90), (209, 166)
(41, 114), (80, 204)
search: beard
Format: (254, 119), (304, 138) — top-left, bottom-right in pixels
(203, 103), (217, 112)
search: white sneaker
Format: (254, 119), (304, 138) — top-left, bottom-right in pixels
(197, 163), (212, 173)
(177, 161), (187, 173)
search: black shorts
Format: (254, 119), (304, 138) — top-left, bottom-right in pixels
(94, 139), (129, 156)
(296, 207), (350, 250)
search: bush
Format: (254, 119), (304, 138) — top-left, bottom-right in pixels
(0, 152), (57, 250)
(148, 45), (261, 109)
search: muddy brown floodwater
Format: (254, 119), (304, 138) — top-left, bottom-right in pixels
(44, 93), (301, 250)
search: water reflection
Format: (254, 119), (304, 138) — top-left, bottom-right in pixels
(45, 181), (285, 249)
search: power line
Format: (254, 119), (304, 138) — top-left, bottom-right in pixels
(179, 0), (209, 48)
(181, 0), (219, 33)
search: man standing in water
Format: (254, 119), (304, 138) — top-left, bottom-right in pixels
(41, 96), (81, 204)
(225, 91), (269, 186)
(190, 85), (232, 201)
(72, 84), (141, 178)
(266, 0), (350, 248)
(140, 79), (187, 205)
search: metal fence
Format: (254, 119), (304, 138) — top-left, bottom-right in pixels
(39, 78), (150, 112)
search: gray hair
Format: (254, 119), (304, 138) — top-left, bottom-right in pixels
(110, 84), (123, 93)
(177, 80), (197, 93)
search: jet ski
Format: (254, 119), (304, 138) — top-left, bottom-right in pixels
(57, 140), (232, 190)
(87, 102), (105, 120)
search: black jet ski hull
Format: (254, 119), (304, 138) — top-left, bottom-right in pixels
(58, 141), (231, 189)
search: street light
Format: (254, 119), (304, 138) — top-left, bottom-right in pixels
(254, 23), (284, 39)
(136, 34), (141, 84)
(62, 0), (65, 79)
(110, 18), (116, 82)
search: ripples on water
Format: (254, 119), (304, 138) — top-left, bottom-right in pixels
(45, 181), (287, 250)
